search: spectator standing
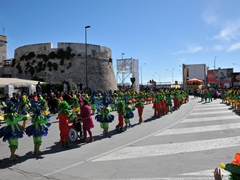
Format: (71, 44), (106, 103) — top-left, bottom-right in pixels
(63, 92), (73, 105)
(48, 93), (58, 114)
(10, 93), (20, 103)
(48, 81), (55, 95)
(79, 81), (83, 91)
(36, 81), (42, 96)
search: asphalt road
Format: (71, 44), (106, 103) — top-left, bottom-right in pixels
(0, 96), (238, 180)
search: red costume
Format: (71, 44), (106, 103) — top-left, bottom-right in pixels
(58, 113), (70, 147)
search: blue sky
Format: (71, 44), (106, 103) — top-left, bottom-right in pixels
(1, 0), (240, 84)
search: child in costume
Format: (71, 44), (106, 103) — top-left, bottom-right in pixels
(0, 101), (4, 122)
(135, 93), (144, 123)
(72, 95), (82, 138)
(153, 92), (161, 117)
(124, 102), (135, 129)
(90, 94), (98, 115)
(18, 94), (30, 129)
(25, 100), (51, 155)
(72, 94), (80, 115)
(95, 102), (114, 135)
(58, 100), (76, 147)
(0, 101), (25, 160)
(166, 93), (173, 113)
(116, 101), (126, 132)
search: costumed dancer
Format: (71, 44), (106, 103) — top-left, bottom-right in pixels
(124, 101), (135, 129)
(173, 93), (180, 110)
(166, 93), (173, 113)
(219, 153), (240, 179)
(18, 94), (30, 129)
(221, 89), (226, 103)
(77, 98), (94, 143)
(95, 102), (114, 135)
(72, 95), (83, 138)
(25, 100), (51, 155)
(90, 93), (98, 115)
(0, 101), (25, 160)
(0, 101), (4, 123)
(58, 100), (76, 147)
(135, 93), (144, 123)
(72, 94), (80, 115)
(109, 95), (117, 111)
(203, 88), (209, 103)
(153, 93), (160, 117)
(208, 88), (213, 102)
(162, 94), (167, 115)
(116, 101), (126, 132)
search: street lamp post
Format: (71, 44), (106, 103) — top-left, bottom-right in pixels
(85, 25), (91, 89)
(214, 56), (217, 69)
(121, 53), (125, 86)
(155, 72), (160, 83)
(233, 63), (240, 66)
(85, 26), (91, 89)
(140, 63), (146, 85)
(166, 68), (174, 84)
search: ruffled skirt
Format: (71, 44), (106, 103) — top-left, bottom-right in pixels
(0, 124), (24, 142)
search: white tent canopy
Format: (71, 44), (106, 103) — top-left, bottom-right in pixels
(0, 78), (42, 88)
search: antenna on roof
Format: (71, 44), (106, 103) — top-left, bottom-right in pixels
(2, 27), (5, 34)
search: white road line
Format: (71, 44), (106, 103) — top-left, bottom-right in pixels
(154, 123), (240, 136)
(191, 110), (230, 115)
(94, 168), (231, 180)
(92, 136), (240, 161)
(181, 169), (229, 176)
(197, 103), (225, 106)
(182, 115), (239, 123)
(195, 107), (229, 111)
(95, 177), (228, 180)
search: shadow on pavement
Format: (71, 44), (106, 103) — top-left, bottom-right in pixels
(0, 151), (44, 169)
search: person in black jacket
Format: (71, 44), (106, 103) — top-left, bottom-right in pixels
(36, 81), (42, 96)
(48, 93), (58, 114)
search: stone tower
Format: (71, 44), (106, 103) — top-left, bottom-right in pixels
(12, 42), (118, 91)
(0, 35), (7, 66)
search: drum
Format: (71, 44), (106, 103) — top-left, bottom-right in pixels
(69, 128), (78, 142)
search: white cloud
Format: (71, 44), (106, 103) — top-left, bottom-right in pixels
(173, 46), (204, 54)
(202, 10), (218, 26)
(213, 44), (224, 51)
(213, 20), (240, 42)
(227, 42), (240, 52)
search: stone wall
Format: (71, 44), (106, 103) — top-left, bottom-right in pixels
(12, 42), (117, 91)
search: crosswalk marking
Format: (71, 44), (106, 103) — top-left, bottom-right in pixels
(191, 110), (230, 115)
(92, 136), (240, 161)
(182, 115), (239, 123)
(154, 123), (240, 136)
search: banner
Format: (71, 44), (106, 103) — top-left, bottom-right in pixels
(207, 68), (233, 83)
(232, 72), (240, 87)
(117, 59), (132, 73)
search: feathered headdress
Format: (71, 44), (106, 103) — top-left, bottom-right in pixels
(58, 100), (71, 114)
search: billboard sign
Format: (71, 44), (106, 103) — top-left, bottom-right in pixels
(207, 68), (233, 83)
(117, 58), (132, 73)
(232, 72), (240, 87)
